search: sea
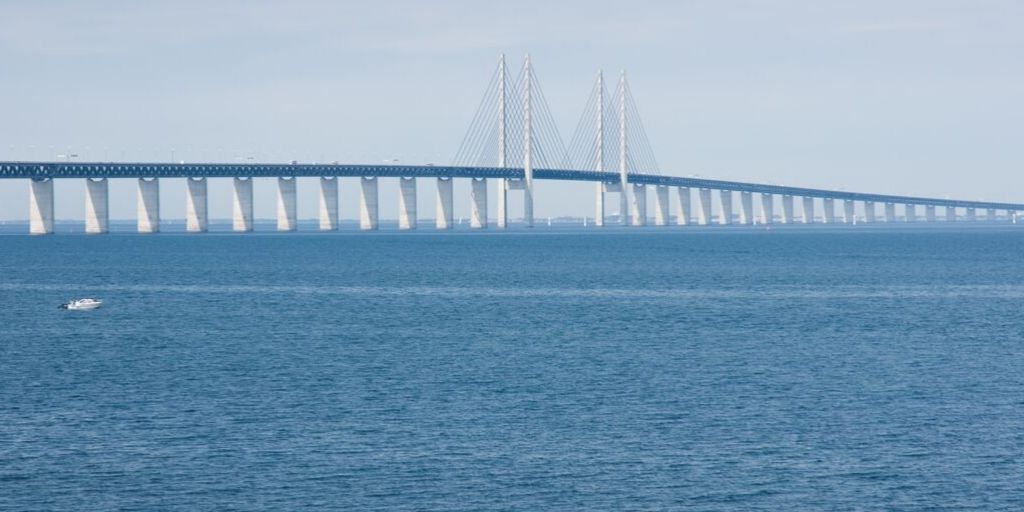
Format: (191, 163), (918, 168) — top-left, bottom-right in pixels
(2, 222), (1023, 510)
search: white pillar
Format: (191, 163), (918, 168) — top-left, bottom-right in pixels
(697, 188), (712, 225)
(718, 190), (732, 225)
(137, 178), (160, 233)
(85, 178), (109, 234)
(822, 198), (835, 223)
(631, 184), (647, 226)
(884, 203), (896, 223)
(905, 204), (916, 222)
(925, 205), (936, 222)
(760, 193), (774, 224)
(781, 195), (794, 224)
(275, 177), (297, 231)
(842, 200), (855, 224)
(653, 185), (669, 226)
(966, 207), (976, 221)
(436, 177), (453, 230)
(676, 187), (690, 226)
(987, 208), (997, 221)
(318, 177), (338, 231)
(185, 177), (207, 233)
(738, 191), (753, 225)
(497, 179), (508, 229)
(945, 206), (956, 222)
(359, 177), (378, 230)
(594, 182), (605, 227)
(470, 178), (487, 229)
(29, 178), (54, 235)
(399, 177), (417, 230)
(232, 178), (254, 232)
(801, 197), (814, 224)
(864, 201), (876, 223)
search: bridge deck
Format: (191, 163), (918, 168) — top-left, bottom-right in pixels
(0, 161), (1019, 211)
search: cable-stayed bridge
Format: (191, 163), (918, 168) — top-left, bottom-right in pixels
(1, 55), (1021, 234)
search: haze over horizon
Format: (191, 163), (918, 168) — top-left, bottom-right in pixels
(1, 0), (1021, 221)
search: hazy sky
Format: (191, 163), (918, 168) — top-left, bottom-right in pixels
(1, 0), (1021, 220)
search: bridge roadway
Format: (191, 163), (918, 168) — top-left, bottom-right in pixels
(1, 160), (1021, 210)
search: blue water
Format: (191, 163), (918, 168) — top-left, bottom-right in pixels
(2, 228), (1023, 510)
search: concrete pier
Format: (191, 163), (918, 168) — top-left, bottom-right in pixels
(232, 178), (254, 232)
(966, 207), (976, 221)
(85, 178), (109, 234)
(631, 184), (647, 226)
(864, 201), (876, 223)
(29, 178), (54, 235)
(436, 177), (454, 229)
(594, 183), (605, 227)
(497, 179), (508, 229)
(760, 193), (774, 224)
(318, 177), (338, 231)
(719, 190), (732, 225)
(925, 205), (936, 222)
(276, 177), (297, 231)
(946, 206), (956, 222)
(697, 188), (712, 225)
(185, 177), (207, 233)
(884, 203), (896, 223)
(676, 187), (690, 226)
(801, 197), (814, 224)
(842, 200), (854, 224)
(781, 195), (794, 224)
(137, 178), (160, 233)
(653, 185), (669, 226)
(905, 204), (916, 222)
(360, 177), (379, 230)
(823, 198), (835, 224)
(470, 178), (487, 228)
(739, 191), (753, 225)
(399, 177), (418, 230)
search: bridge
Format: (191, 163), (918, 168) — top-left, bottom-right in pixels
(3, 55), (1021, 234)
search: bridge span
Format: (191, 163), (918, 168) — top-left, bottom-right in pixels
(2, 160), (1021, 235)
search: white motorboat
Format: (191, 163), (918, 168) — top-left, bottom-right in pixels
(60, 298), (103, 310)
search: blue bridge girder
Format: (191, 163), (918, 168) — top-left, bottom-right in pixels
(0, 161), (1020, 211)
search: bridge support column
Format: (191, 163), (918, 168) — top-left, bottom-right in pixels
(801, 197), (814, 224)
(739, 191), (753, 225)
(719, 190), (732, 225)
(697, 188), (712, 225)
(470, 178), (487, 229)
(676, 187), (690, 226)
(137, 178), (160, 233)
(653, 185), (669, 226)
(987, 208), (997, 221)
(399, 177), (418, 230)
(276, 177), (297, 231)
(884, 203), (896, 223)
(781, 195), (794, 224)
(822, 198), (835, 223)
(864, 201), (876, 223)
(29, 178), (54, 235)
(594, 183), (604, 227)
(436, 177), (454, 230)
(232, 178), (254, 232)
(359, 177), (379, 230)
(185, 177), (207, 233)
(966, 207), (976, 221)
(319, 177), (338, 231)
(631, 184), (647, 226)
(85, 178), (109, 234)
(945, 206), (956, 222)
(905, 204), (916, 222)
(497, 179), (508, 228)
(925, 205), (936, 222)
(843, 200), (855, 224)
(760, 193), (774, 224)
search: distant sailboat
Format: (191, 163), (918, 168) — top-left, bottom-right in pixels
(583, 216), (588, 227)
(547, 217), (552, 227)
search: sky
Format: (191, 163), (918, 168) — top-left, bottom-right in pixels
(0, 0), (1021, 221)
